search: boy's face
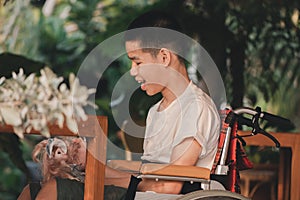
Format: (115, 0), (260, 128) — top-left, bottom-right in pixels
(126, 40), (167, 96)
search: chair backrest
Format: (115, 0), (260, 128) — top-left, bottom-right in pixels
(117, 120), (144, 161)
(0, 115), (107, 200)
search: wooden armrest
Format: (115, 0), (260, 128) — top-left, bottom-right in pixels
(107, 160), (211, 180)
(107, 160), (142, 173)
(140, 163), (210, 180)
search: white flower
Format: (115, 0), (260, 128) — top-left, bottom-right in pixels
(0, 67), (97, 138)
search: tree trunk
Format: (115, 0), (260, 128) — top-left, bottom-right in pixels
(230, 38), (245, 109)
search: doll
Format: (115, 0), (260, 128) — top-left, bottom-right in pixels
(32, 136), (87, 183)
(18, 136), (88, 200)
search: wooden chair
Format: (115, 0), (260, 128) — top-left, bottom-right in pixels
(239, 163), (278, 199)
(0, 115), (107, 200)
(116, 120), (144, 161)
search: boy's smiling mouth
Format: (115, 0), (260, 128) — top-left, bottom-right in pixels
(136, 78), (146, 84)
(136, 78), (146, 90)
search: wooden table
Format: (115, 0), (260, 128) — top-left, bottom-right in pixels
(239, 131), (300, 200)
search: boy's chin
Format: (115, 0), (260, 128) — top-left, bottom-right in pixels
(145, 90), (156, 96)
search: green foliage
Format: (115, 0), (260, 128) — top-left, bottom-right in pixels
(0, 151), (24, 200)
(245, 146), (280, 164)
(240, 3), (300, 127)
(0, 0), (40, 57)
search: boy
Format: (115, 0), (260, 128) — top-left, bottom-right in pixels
(105, 10), (220, 194)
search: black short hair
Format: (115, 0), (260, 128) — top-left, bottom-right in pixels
(125, 10), (188, 62)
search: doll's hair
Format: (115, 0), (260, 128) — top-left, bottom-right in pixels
(32, 137), (86, 183)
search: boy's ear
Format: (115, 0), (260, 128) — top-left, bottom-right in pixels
(159, 48), (171, 66)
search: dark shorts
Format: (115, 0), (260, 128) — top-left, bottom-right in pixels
(29, 178), (127, 200)
(29, 178), (199, 199)
(181, 181), (202, 194)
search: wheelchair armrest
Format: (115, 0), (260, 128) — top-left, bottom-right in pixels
(140, 163), (211, 180)
(107, 161), (211, 180)
(107, 160), (142, 173)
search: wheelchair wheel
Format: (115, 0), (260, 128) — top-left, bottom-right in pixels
(176, 190), (251, 200)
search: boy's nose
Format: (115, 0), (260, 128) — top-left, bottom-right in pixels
(130, 65), (138, 76)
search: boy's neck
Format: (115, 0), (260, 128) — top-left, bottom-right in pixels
(159, 71), (190, 111)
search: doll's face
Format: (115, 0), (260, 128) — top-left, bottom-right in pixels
(47, 137), (87, 169)
(53, 146), (68, 160)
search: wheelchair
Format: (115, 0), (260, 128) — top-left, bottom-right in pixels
(108, 106), (294, 200)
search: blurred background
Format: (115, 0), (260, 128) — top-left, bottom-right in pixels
(0, 0), (299, 199)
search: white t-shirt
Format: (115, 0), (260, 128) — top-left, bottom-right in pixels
(141, 81), (220, 170)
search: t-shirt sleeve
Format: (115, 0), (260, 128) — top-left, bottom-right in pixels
(172, 100), (220, 157)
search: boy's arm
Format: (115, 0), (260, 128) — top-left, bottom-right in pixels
(137, 137), (202, 194)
